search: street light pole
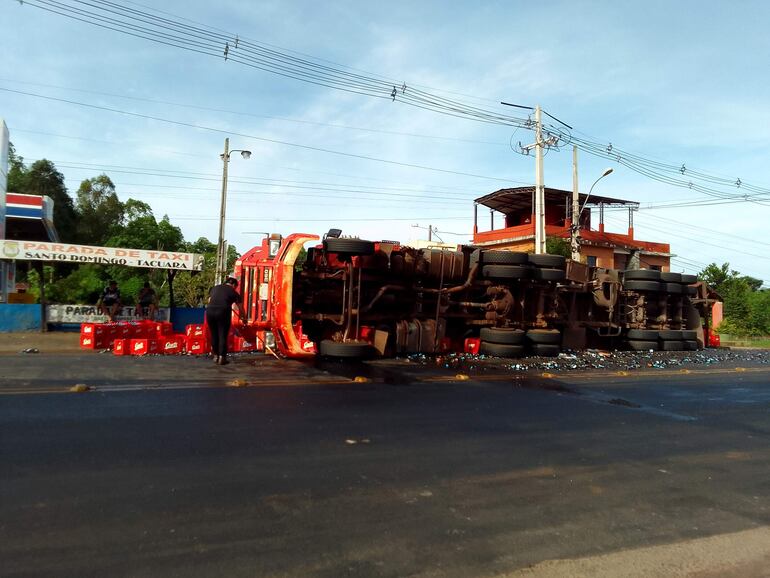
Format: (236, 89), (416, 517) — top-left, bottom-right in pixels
(534, 105), (546, 255)
(215, 138), (230, 286)
(571, 167), (614, 262)
(215, 138), (251, 286)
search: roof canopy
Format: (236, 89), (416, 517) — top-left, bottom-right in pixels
(475, 187), (639, 216)
(5, 193), (59, 242)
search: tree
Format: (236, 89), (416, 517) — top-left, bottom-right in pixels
(7, 142), (27, 193)
(175, 237), (218, 307)
(546, 236), (571, 258)
(23, 159), (78, 242)
(107, 209), (184, 252)
(75, 174), (124, 245)
(701, 262), (769, 336)
(699, 263), (733, 294)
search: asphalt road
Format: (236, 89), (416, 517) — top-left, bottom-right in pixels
(2, 354), (770, 577)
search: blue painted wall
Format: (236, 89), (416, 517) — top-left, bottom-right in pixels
(0, 305), (204, 333)
(171, 307), (205, 333)
(0, 304), (41, 332)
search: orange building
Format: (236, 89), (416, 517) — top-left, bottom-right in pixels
(472, 187), (671, 271)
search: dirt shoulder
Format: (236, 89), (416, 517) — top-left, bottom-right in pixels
(500, 526), (770, 578)
(0, 332), (80, 354)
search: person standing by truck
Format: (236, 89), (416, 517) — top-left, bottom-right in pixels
(206, 276), (247, 365)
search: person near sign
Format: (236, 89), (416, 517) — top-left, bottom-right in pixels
(98, 280), (121, 321)
(206, 276), (247, 365)
(135, 282), (158, 320)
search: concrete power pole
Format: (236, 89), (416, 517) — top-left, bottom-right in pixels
(215, 138), (230, 286)
(534, 105), (546, 255)
(571, 145), (581, 261)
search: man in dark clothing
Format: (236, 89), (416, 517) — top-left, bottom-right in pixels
(136, 282), (158, 320)
(98, 280), (121, 321)
(206, 276), (247, 365)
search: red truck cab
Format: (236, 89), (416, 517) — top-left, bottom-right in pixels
(232, 233), (319, 357)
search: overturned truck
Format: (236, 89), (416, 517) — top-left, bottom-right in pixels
(232, 232), (717, 359)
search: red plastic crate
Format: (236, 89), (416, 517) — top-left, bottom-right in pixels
(186, 337), (208, 355)
(80, 334), (109, 349)
(130, 338), (159, 356)
(186, 324), (206, 339)
(113, 338), (128, 355)
(155, 321), (174, 336)
(159, 336), (185, 355)
(81, 323), (106, 336)
(464, 337), (481, 355)
(233, 336), (259, 352)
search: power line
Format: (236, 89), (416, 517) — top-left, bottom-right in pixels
(18, 0), (534, 128)
(170, 215), (470, 222)
(14, 1), (770, 211)
(1, 78), (509, 147)
(1, 86), (521, 183)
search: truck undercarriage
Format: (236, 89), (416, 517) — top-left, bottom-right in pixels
(233, 233), (715, 359)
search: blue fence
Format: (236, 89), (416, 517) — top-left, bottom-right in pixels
(0, 304), (205, 333)
(171, 307), (205, 333)
(0, 304), (41, 332)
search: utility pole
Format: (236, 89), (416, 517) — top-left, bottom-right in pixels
(215, 138), (251, 286)
(534, 105), (546, 254)
(571, 145), (581, 261)
(215, 138), (230, 286)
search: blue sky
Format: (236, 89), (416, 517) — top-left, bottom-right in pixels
(2, 0), (770, 283)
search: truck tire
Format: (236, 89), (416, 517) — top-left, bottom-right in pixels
(323, 238), (375, 255)
(480, 327), (526, 345)
(624, 269), (661, 281)
(627, 329), (659, 340)
(658, 330), (684, 340)
(681, 330), (697, 340)
(526, 329), (561, 345)
(684, 340), (699, 351)
(533, 267), (566, 282)
(663, 283), (682, 294)
(680, 274), (698, 284)
(627, 340), (658, 351)
(481, 250), (528, 265)
(660, 272), (682, 283)
(624, 280), (661, 292)
(686, 286), (697, 296)
(660, 340), (684, 351)
(480, 342), (524, 358)
(318, 340), (373, 358)
(482, 265), (531, 280)
(528, 254), (566, 269)
(530, 343), (560, 357)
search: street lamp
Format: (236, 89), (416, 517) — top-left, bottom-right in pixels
(215, 137), (251, 285)
(571, 167), (614, 261)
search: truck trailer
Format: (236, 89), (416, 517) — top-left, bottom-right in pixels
(231, 231), (716, 359)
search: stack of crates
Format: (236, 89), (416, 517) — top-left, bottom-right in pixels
(80, 320), (260, 356)
(184, 323), (208, 355)
(80, 321), (186, 356)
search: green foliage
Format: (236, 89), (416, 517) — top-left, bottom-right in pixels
(43, 265), (106, 304)
(8, 144), (224, 307)
(75, 174), (124, 244)
(545, 236), (571, 258)
(20, 159), (79, 242)
(703, 262), (770, 337)
(107, 211), (184, 253)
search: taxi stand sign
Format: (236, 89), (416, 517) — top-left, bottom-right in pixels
(0, 240), (204, 271)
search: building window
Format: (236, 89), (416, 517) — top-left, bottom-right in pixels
(649, 265), (661, 271)
(586, 256), (597, 267)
